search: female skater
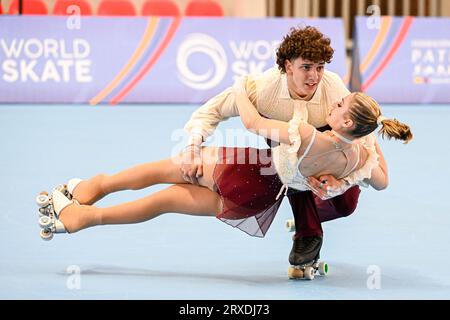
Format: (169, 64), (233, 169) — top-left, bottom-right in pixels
(37, 80), (412, 240)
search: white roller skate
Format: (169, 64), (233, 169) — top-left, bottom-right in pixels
(36, 188), (77, 241)
(36, 183), (67, 221)
(285, 218), (329, 280)
(36, 178), (82, 207)
(66, 178), (83, 198)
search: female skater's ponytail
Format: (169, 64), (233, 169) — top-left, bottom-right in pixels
(348, 92), (413, 144)
(377, 117), (413, 144)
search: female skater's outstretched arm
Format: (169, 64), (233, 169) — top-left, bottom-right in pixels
(232, 76), (314, 145)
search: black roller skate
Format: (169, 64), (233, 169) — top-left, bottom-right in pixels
(285, 219), (329, 280)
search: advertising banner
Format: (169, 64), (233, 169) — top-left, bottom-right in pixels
(351, 16), (450, 103)
(0, 16), (347, 104)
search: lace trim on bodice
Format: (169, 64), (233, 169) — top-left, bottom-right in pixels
(342, 133), (379, 187)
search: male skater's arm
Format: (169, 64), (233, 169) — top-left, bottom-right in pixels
(182, 79), (257, 184)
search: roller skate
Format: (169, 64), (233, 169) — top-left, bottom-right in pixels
(36, 179), (82, 205)
(285, 219), (329, 280)
(62, 178), (83, 200)
(60, 176), (105, 205)
(36, 187), (78, 241)
(36, 178), (82, 221)
(287, 254), (328, 280)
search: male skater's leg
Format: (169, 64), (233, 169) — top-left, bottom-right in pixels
(287, 186), (361, 265)
(287, 191), (323, 265)
(315, 185), (361, 222)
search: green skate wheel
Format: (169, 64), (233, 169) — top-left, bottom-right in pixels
(318, 262), (328, 275)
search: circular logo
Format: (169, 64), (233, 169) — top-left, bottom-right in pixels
(177, 33), (227, 90)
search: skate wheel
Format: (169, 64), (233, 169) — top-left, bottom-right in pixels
(318, 262), (328, 276)
(39, 215), (53, 229)
(287, 266), (304, 279)
(40, 229), (53, 241)
(36, 194), (50, 207)
(285, 219), (295, 232)
(304, 266), (315, 280)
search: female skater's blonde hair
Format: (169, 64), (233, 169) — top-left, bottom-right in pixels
(347, 92), (413, 143)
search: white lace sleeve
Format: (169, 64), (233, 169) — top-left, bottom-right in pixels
(343, 133), (380, 187)
(287, 114), (302, 154)
(272, 106), (308, 185)
(279, 113), (304, 182)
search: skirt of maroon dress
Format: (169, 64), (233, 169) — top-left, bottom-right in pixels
(213, 147), (284, 237)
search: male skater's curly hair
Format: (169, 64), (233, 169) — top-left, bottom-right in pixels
(348, 93), (413, 143)
(276, 26), (334, 73)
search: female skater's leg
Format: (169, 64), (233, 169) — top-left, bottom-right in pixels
(72, 147), (219, 205)
(59, 184), (222, 233)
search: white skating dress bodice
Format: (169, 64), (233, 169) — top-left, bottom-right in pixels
(272, 105), (379, 199)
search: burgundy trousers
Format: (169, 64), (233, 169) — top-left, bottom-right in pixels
(287, 186), (361, 237)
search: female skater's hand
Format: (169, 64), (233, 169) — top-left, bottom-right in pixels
(180, 146), (203, 185)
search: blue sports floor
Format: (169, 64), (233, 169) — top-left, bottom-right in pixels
(0, 104), (449, 300)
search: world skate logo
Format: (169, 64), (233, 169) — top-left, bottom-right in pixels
(0, 38), (92, 83)
(177, 33), (227, 90)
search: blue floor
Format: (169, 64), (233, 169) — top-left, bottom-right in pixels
(1, 104), (449, 299)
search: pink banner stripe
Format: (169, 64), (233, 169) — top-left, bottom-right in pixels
(110, 17), (182, 105)
(362, 16), (413, 92)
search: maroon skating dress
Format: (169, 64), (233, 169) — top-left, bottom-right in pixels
(213, 147), (284, 237)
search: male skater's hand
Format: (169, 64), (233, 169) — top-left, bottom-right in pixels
(180, 145), (203, 185)
(307, 175), (350, 200)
